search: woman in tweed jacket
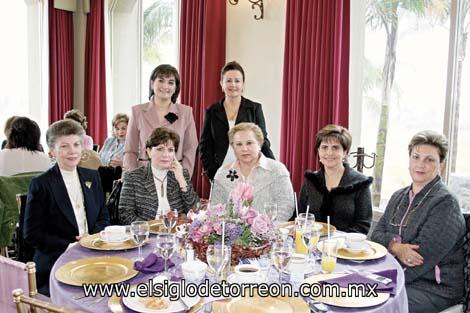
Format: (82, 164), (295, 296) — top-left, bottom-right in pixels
(371, 131), (465, 313)
(119, 127), (198, 225)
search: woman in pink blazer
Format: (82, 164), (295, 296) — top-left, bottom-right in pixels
(123, 64), (198, 176)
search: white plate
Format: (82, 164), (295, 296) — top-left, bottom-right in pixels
(343, 242), (370, 254)
(226, 273), (266, 285)
(122, 279), (200, 313)
(99, 234), (132, 243)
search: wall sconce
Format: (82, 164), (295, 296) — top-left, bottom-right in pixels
(229, 0), (264, 20)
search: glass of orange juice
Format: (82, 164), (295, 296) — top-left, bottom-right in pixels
(295, 213), (315, 254)
(321, 239), (338, 273)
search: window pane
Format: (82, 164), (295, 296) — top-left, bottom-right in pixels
(360, 0), (450, 209)
(142, 0), (179, 102)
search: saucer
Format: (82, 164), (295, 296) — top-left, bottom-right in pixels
(343, 242), (370, 254)
(99, 234), (131, 243)
(227, 273), (265, 285)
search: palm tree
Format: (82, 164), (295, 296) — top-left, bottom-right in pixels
(366, 0), (431, 206)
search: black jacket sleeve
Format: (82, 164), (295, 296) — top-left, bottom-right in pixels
(199, 106), (217, 179)
(254, 103), (274, 159)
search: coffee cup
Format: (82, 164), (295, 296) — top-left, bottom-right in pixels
(181, 260), (207, 283)
(346, 233), (367, 249)
(234, 264), (262, 284)
(99, 226), (127, 242)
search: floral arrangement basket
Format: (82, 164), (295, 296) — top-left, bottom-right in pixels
(188, 182), (275, 265)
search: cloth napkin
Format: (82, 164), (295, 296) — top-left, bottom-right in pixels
(319, 269), (397, 296)
(134, 253), (175, 274)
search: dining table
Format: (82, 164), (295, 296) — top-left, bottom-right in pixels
(49, 234), (408, 313)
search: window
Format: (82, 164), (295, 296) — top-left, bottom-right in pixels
(351, 0), (470, 213)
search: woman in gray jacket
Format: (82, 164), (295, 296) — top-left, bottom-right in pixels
(119, 127), (198, 225)
(371, 130), (465, 313)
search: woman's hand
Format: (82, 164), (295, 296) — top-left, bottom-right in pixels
(391, 242), (424, 267)
(170, 159), (187, 191)
(109, 159), (123, 167)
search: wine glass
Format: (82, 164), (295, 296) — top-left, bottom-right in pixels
(155, 233), (176, 278)
(130, 221), (149, 261)
(270, 241), (293, 283)
(263, 202), (279, 224)
(301, 222), (321, 261)
(206, 245), (231, 283)
(295, 214), (315, 254)
(163, 209), (178, 233)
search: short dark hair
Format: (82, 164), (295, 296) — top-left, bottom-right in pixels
(4, 115), (19, 137)
(408, 130), (448, 162)
(64, 109), (88, 130)
(46, 119), (85, 149)
(221, 61), (245, 82)
(7, 117), (42, 151)
(314, 124), (352, 153)
(145, 127), (180, 152)
(148, 64), (181, 103)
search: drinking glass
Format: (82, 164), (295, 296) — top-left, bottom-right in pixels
(301, 222), (321, 260)
(295, 213), (315, 254)
(206, 245), (231, 283)
(130, 221), (150, 261)
(321, 239), (338, 273)
(163, 209), (178, 233)
(263, 202), (279, 223)
(270, 241), (293, 283)
(155, 233), (176, 278)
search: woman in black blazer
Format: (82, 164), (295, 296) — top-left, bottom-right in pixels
(199, 61), (274, 180)
(24, 120), (109, 296)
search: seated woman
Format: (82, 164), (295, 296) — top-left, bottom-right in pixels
(64, 109), (94, 150)
(298, 124), (372, 234)
(371, 131), (465, 313)
(210, 122), (294, 221)
(119, 127), (199, 225)
(0, 117), (51, 176)
(24, 119), (110, 296)
(1, 115), (19, 149)
(99, 113), (128, 167)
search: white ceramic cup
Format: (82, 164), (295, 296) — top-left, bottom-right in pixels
(99, 225), (127, 242)
(234, 264), (262, 284)
(346, 233), (367, 249)
(181, 260), (207, 283)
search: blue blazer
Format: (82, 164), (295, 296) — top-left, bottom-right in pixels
(24, 164), (110, 295)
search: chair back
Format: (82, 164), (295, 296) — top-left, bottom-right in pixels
(0, 256), (31, 313)
(12, 289), (79, 313)
(78, 150), (103, 170)
(15, 194), (34, 263)
(105, 180), (123, 225)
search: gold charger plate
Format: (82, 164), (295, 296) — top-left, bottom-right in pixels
(55, 256), (138, 286)
(79, 233), (141, 251)
(219, 296), (309, 313)
(108, 294), (205, 313)
(277, 221), (336, 237)
(318, 240), (388, 261)
(302, 273), (390, 308)
(149, 220), (167, 234)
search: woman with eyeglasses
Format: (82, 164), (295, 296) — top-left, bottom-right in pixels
(371, 130), (465, 313)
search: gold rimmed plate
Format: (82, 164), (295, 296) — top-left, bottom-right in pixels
(302, 273), (390, 308)
(149, 220), (165, 234)
(277, 221), (336, 237)
(55, 256), (138, 286)
(318, 240), (387, 261)
(79, 233), (142, 251)
(224, 296), (309, 313)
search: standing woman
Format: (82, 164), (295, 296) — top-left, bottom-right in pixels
(298, 125), (373, 234)
(24, 120), (109, 295)
(123, 64), (198, 176)
(199, 61), (274, 180)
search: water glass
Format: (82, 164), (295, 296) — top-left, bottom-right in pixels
(270, 241), (293, 283)
(301, 222), (321, 259)
(163, 209), (178, 233)
(155, 233), (176, 278)
(206, 245), (231, 283)
(263, 202), (279, 223)
(321, 239), (339, 273)
(130, 221), (150, 261)
(295, 214), (315, 255)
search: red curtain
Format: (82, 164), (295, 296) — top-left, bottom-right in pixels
(84, 0), (107, 145)
(48, 0), (74, 124)
(179, 0), (226, 198)
(281, 0), (350, 192)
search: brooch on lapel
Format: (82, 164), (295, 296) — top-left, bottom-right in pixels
(85, 181), (92, 189)
(164, 112), (178, 124)
(226, 169), (239, 182)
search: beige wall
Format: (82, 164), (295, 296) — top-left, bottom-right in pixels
(226, 0), (286, 159)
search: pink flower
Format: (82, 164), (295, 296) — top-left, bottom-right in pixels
(199, 222), (213, 235)
(213, 222), (223, 235)
(230, 182), (254, 204)
(239, 206), (258, 225)
(251, 214), (272, 236)
(191, 229), (205, 243)
(207, 203), (225, 218)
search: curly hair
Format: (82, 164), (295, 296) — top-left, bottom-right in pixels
(64, 109), (88, 130)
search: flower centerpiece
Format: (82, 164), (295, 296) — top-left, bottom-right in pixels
(188, 182), (275, 265)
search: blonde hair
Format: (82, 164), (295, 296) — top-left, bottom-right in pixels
(112, 113), (129, 127)
(228, 122), (264, 146)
